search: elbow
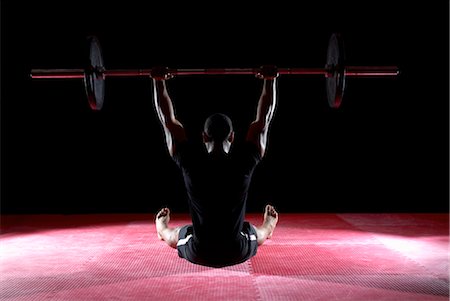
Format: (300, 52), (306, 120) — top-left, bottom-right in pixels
(252, 120), (268, 133)
(255, 113), (274, 131)
(165, 118), (183, 131)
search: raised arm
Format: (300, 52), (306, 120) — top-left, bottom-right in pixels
(151, 67), (186, 157)
(246, 66), (278, 158)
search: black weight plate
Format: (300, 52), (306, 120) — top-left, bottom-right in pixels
(326, 33), (346, 108)
(84, 36), (105, 110)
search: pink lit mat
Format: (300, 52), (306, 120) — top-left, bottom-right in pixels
(1, 213), (448, 300)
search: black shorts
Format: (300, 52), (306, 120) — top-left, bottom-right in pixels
(177, 222), (258, 267)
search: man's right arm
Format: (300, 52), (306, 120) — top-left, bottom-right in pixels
(246, 66), (278, 158)
(151, 68), (186, 157)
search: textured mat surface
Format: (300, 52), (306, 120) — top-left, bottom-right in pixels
(1, 213), (448, 300)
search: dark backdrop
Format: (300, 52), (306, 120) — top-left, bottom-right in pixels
(1, 1), (449, 214)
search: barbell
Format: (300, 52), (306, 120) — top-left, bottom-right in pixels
(30, 33), (399, 110)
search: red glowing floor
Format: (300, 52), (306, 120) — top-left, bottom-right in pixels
(1, 213), (448, 300)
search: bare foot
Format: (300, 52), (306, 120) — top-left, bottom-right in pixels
(263, 205), (278, 239)
(155, 207), (171, 240)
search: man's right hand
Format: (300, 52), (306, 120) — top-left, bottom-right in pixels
(150, 66), (174, 80)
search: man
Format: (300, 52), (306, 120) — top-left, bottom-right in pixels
(152, 66), (279, 267)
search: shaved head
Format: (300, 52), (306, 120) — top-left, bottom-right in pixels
(203, 113), (233, 142)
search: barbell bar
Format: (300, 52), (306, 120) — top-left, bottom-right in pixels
(30, 66), (399, 78)
(30, 34), (400, 110)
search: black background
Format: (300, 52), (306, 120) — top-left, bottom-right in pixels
(1, 1), (449, 214)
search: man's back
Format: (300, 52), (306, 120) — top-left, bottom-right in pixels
(173, 140), (261, 244)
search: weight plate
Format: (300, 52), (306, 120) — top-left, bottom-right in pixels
(326, 33), (346, 108)
(84, 36), (105, 110)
